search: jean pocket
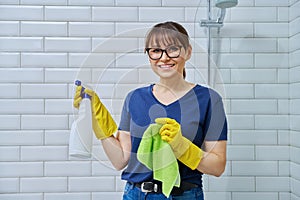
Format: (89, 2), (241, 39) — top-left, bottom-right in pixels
(173, 188), (203, 200)
(195, 188), (204, 199)
(123, 182), (131, 196)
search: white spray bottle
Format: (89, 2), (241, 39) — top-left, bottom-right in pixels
(69, 80), (93, 158)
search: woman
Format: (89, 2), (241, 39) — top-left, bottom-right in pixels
(74, 21), (227, 200)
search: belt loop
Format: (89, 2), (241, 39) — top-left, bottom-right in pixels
(128, 182), (134, 189)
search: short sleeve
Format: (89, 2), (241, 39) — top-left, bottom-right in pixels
(203, 90), (227, 141)
(118, 92), (132, 132)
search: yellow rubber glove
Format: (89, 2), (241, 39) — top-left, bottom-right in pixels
(84, 88), (117, 140)
(155, 118), (203, 170)
(73, 85), (117, 140)
(73, 85), (83, 109)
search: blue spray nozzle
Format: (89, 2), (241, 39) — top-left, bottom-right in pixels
(75, 80), (81, 86)
(75, 80), (91, 99)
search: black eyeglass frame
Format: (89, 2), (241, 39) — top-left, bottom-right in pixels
(145, 45), (183, 60)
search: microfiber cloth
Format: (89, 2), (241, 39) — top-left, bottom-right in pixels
(137, 123), (180, 197)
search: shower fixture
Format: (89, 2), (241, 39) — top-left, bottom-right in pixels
(200, 0), (238, 28)
(199, 0), (238, 86)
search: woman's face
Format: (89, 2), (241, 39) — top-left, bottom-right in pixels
(147, 36), (192, 80)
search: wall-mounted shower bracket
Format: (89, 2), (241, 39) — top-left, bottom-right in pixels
(200, 20), (224, 28)
(200, 8), (226, 28)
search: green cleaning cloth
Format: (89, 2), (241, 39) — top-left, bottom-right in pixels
(137, 123), (180, 197)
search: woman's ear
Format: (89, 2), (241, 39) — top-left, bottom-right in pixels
(185, 44), (192, 61)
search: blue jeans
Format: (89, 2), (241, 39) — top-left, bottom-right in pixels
(122, 182), (204, 200)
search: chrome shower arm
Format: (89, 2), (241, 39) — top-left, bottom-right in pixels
(217, 8), (226, 23)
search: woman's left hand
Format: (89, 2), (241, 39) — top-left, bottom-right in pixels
(155, 117), (203, 170)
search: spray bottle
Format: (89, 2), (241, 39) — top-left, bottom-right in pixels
(69, 80), (93, 158)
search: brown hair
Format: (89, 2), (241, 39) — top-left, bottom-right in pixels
(145, 21), (190, 78)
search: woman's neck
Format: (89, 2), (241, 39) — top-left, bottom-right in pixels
(152, 78), (195, 106)
(157, 77), (192, 92)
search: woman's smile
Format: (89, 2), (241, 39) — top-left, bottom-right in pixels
(157, 63), (176, 69)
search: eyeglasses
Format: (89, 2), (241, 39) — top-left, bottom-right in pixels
(145, 45), (182, 60)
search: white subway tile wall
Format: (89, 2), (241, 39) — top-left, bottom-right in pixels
(0, 0), (299, 200)
(290, 1), (300, 200)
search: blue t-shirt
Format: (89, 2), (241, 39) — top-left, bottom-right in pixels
(119, 84), (227, 187)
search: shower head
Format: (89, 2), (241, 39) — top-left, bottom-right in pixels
(215, 0), (238, 24)
(200, 0), (238, 28)
(215, 0), (238, 8)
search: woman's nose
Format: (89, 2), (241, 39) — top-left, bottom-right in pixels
(160, 51), (170, 61)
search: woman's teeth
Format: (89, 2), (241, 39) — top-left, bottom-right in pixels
(159, 64), (175, 69)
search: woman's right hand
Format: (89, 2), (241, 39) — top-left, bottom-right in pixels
(74, 86), (117, 140)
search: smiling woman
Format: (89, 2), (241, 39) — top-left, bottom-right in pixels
(73, 21), (228, 200)
(118, 21), (226, 200)
(144, 22), (191, 79)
